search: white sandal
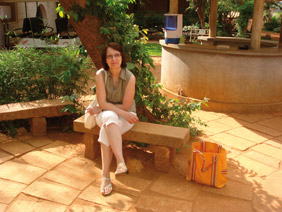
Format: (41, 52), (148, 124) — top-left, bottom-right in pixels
(115, 162), (129, 176)
(101, 177), (112, 196)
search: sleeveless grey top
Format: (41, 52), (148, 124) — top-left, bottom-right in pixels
(101, 68), (136, 113)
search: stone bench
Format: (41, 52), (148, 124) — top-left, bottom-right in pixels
(0, 99), (74, 136)
(73, 115), (190, 172)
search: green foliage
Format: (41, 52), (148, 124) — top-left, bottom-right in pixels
(217, 0), (240, 36)
(0, 45), (93, 105)
(66, 0), (206, 135)
(186, 0), (209, 27)
(235, 0), (254, 37)
(144, 43), (162, 56)
(264, 16), (281, 32)
(134, 11), (164, 31)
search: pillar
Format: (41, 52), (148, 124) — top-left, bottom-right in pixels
(250, 0), (264, 50)
(30, 117), (46, 136)
(169, 0), (178, 14)
(209, 0), (218, 38)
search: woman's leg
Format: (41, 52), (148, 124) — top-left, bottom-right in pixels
(105, 123), (125, 165)
(96, 111), (136, 175)
(101, 143), (113, 177)
(100, 143), (113, 195)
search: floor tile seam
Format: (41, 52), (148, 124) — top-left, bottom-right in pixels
(222, 125), (276, 140)
(243, 126), (282, 138)
(0, 181), (29, 206)
(38, 173), (96, 192)
(139, 187), (196, 203)
(0, 152), (15, 165)
(0, 147), (32, 158)
(4, 190), (67, 211)
(201, 116), (224, 123)
(192, 190), (253, 209)
(0, 146), (67, 170)
(0, 143), (45, 162)
(242, 148), (282, 167)
(267, 137), (282, 144)
(251, 141), (282, 159)
(208, 136), (255, 152)
(21, 178), (85, 207)
(204, 123), (248, 136)
(12, 192), (69, 208)
(70, 197), (123, 212)
(250, 120), (282, 131)
(212, 118), (249, 128)
(0, 146), (15, 155)
(198, 187), (255, 201)
(222, 131), (264, 146)
(136, 175), (199, 202)
(21, 139), (56, 149)
(23, 150), (69, 170)
(0, 161), (49, 186)
(205, 123), (242, 134)
(66, 199), (127, 212)
(231, 154), (278, 178)
(256, 122), (282, 133)
(229, 124), (279, 138)
(63, 182), (98, 210)
(251, 140), (282, 151)
(226, 116), (258, 124)
(0, 177), (29, 187)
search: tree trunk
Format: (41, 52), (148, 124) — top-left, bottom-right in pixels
(59, 0), (105, 69)
(197, 8), (205, 28)
(193, 0), (206, 28)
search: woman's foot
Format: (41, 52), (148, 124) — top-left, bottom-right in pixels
(101, 177), (112, 196)
(115, 162), (129, 176)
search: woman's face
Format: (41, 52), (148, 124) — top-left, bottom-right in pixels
(106, 47), (122, 70)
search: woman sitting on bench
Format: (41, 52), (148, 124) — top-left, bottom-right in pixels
(86, 42), (139, 196)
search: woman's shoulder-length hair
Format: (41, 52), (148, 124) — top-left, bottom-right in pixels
(101, 42), (127, 70)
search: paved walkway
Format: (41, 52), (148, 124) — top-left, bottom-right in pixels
(0, 110), (282, 212)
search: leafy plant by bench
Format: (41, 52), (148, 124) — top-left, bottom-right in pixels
(0, 45), (94, 135)
(0, 45), (93, 105)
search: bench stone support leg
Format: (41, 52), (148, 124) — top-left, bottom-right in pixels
(84, 134), (100, 160)
(31, 117), (46, 136)
(154, 146), (175, 172)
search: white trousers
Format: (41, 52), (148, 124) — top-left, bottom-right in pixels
(95, 110), (136, 146)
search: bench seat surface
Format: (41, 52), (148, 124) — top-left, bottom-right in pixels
(74, 115), (190, 149)
(0, 99), (74, 121)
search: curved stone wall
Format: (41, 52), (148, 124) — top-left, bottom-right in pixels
(160, 40), (282, 113)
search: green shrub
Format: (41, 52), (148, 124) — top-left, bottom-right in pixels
(235, 0), (254, 37)
(273, 27), (281, 33)
(144, 43), (162, 56)
(134, 11), (164, 31)
(264, 16), (281, 32)
(0, 45), (94, 105)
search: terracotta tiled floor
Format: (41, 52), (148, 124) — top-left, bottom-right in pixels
(0, 110), (281, 212)
(1, 57), (282, 211)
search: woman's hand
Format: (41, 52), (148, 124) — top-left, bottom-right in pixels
(123, 112), (139, 124)
(86, 106), (102, 115)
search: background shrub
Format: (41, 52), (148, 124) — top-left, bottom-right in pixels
(0, 45), (94, 105)
(264, 16), (281, 32)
